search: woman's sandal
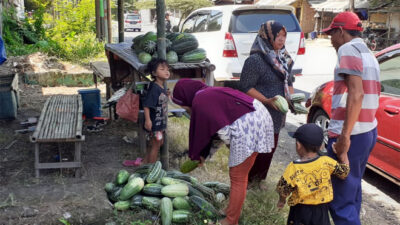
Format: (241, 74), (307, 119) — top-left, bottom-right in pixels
(122, 157), (143, 167)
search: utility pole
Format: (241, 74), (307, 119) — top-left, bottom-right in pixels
(349, 0), (355, 12)
(107, 0), (112, 43)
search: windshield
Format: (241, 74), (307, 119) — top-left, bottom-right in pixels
(230, 10), (301, 33)
(127, 15), (140, 20)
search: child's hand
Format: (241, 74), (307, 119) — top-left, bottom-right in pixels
(277, 199), (285, 209)
(198, 156), (205, 167)
(144, 120), (152, 131)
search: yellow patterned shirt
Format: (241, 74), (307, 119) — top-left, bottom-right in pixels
(276, 156), (350, 206)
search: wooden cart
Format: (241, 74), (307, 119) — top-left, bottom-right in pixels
(104, 42), (215, 169)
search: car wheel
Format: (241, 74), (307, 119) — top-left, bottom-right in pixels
(138, 29), (141, 32)
(312, 109), (330, 146)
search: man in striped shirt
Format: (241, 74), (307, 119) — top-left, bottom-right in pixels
(322, 12), (380, 225)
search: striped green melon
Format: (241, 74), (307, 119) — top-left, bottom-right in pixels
(116, 169), (130, 185)
(291, 93), (306, 103)
(114, 200), (130, 211)
(171, 37), (199, 55)
(142, 40), (157, 54)
(142, 183), (163, 196)
(180, 48), (206, 63)
(146, 161), (162, 183)
(294, 103), (309, 114)
(172, 210), (191, 223)
(142, 196), (161, 211)
(273, 95), (289, 114)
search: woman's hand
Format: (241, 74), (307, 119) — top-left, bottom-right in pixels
(198, 156), (205, 167)
(144, 119), (152, 132)
(264, 97), (279, 111)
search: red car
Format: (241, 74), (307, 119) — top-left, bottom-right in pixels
(306, 43), (400, 186)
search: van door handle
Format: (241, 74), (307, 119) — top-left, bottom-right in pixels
(384, 105), (400, 115)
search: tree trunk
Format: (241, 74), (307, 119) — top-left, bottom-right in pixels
(156, 0), (169, 170)
(118, 0), (124, 43)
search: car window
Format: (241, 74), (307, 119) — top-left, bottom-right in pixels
(182, 15), (198, 33)
(230, 10), (301, 33)
(126, 15), (140, 20)
(194, 14), (209, 32)
(208, 11), (222, 32)
(380, 54), (400, 95)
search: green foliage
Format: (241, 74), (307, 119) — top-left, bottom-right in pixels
(166, 0), (213, 18)
(369, 0), (400, 8)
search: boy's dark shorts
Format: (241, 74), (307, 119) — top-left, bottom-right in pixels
(287, 203), (330, 225)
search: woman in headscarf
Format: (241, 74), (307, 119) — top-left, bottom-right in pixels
(172, 79), (274, 225)
(239, 21), (295, 190)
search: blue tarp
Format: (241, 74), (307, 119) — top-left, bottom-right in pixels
(0, 36), (7, 65)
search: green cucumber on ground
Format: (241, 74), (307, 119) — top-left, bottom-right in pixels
(192, 182), (215, 201)
(142, 196), (161, 212)
(142, 183), (164, 196)
(172, 209), (191, 223)
(161, 183), (189, 198)
(180, 159), (200, 173)
(116, 169), (130, 185)
(172, 197), (191, 210)
(190, 195), (221, 219)
(130, 194), (144, 209)
(114, 200), (130, 211)
(161, 197), (173, 225)
(105, 182), (116, 193)
(215, 193), (226, 203)
(161, 177), (183, 186)
(128, 173), (142, 182)
(214, 183), (230, 196)
(119, 177), (145, 200)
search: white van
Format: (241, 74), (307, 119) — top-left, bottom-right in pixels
(179, 5), (305, 86)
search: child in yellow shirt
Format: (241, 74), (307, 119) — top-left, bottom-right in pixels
(276, 124), (350, 225)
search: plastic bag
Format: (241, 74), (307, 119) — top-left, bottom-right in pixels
(0, 36), (7, 65)
(116, 89), (139, 123)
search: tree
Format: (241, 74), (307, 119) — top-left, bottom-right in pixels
(369, 0), (400, 8)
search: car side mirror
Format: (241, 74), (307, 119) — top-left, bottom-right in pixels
(172, 25), (179, 32)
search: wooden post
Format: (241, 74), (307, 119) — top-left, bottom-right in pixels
(95, 0), (101, 39)
(156, 0), (169, 169)
(0, 2), (2, 35)
(118, 0), (124, 43)
(107, 0), (112, 43)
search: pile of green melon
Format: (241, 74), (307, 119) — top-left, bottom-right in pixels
(105, 161), (230, 224)
(131, 32), (207, 65)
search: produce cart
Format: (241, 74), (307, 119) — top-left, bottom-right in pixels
(104, 42), (215, 169)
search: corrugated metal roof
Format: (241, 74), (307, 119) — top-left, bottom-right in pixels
(256, 0), (297, 6)
(312, 0), (368, 12)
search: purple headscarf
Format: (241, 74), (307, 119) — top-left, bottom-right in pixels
(173, 79), (255, 160)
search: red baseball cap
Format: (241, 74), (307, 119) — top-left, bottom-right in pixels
(322, 11), (363, 34)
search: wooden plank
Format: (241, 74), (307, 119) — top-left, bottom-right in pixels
(30, 98), (51, 142)
(90, 61), (111, 78)
(58, 95), (68, 139)
(40, 96), (58, 140)
(35, 161), (81, 169)
(35, 143), (40, 178)
(75, 96), (83, 140)
(50, 95), (62, 139)
(68, 95), (77, 139)
(66, 96), (75, 139)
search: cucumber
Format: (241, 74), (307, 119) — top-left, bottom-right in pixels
(128, 173), (142, 182)
(161, 177), (183, 186)
(172, 197), (191, 210)
(119, 177), (145, 201)
(105, 182), (115, 193)
(180, 48), (206, 63)
(215, 193), (226, 203)
(161, 197), (173, 225)
(192, 182), (215, 201)
(190, 195), (221, 219)
(172, 209), (191, 223)
(130, 194), (144, 209)
(161, 183), (189, 198)
(180, 159), (200, 173)
(108, 186), (122, 203)
(142, 196), (161, 211)
(142, 183), (163, 196)
(114, 200), (130, 211)
(116, 169), (130, 185)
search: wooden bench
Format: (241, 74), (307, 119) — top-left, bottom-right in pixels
(30, 95), (85, 178)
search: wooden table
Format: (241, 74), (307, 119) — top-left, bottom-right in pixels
(30, 95), (84, 178)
